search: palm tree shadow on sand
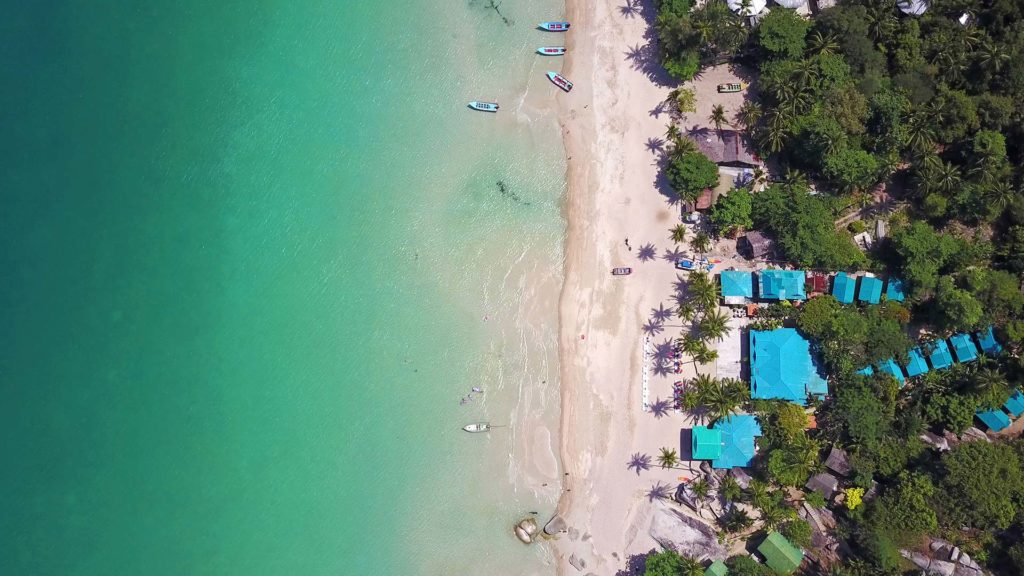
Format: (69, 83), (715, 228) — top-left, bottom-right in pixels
(619, 0), (678, 87)
(637, 243), (658, 262)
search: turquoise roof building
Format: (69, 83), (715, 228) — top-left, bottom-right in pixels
(977, 326), (1002, 355)
(759, 270), (807, 300)
(904, 347), (929, 378)
(950, 334), (979, 363)
(928, 340), (953, 370)
(1004, 390), (1024, 418)
(878, 358), (905, 386)
(713, 414), (762, 469)
(721, 270), (754, 299)
(856, 365), (874, 376)
(832, 272), (856, 304)
(750, 329), (828, 405)
(885, 278), (906, 302)
(976, 408), (1011, 432)
(691, 426), (723, 460)
(858, 276), (883, 304)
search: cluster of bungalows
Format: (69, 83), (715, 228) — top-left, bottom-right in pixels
(719, 269), (906, 306)
(858, 326), (1017, 432)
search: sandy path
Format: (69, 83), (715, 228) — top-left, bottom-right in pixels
(551, 1), (710, 574)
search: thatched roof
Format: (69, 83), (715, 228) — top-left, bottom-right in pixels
(805, 472), (839, 499)
(687, 129), (760, 167)
(739, 230), (773, 258)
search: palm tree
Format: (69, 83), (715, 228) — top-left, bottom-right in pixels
(678, 556), (705, 576)
(670, 136), (698, 159)
(693, 342), (719, 365)
(709, 104), (729, 133)
(905, 115), (936, 157)
(723, 508), (753, 533)
(783, 168), (808, 191)
(691, 478), (711, 501)
(807, 31), (839, 56)
(736, 101), (763, 133)
(658, 447), (680, 469)
(702, 378), (748, 421)
(746, 479), (770, 509)
(758, 501), (788, 530)
(670, 224), (688, 244)
(665, 123), (681, 142)
(699, 308), (732, 343)
(932, 158), (962, 196)
(688, 271), (717, 310)
(720, 475), (743, 502)
(977, 40), (1010, 73)
(691, 232), (712, 256)
(627, 452), (652, 475)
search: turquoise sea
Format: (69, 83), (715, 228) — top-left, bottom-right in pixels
(1, 2), (566, 574)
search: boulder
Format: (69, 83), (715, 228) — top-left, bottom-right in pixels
(929, 560), (956, 576)
(648, 500), (727, 562)
(568, 554), (586, 572)
(515, 518), (538, 543)
(543, 515), (566, 535)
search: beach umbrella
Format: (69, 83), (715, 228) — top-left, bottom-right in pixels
(726, 0), (767, 15)
(897, 0), (928, 15)
(774, 0), (806, 8)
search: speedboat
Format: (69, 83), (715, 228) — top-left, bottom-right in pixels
(463, 422), (491, 433)
(539, 21), (570, 31)
(537, 46), (566, 56)
(546, 71), (573, 92)
(468, 101), (499, 112)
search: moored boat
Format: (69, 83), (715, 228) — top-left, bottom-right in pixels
(717, 82), (745, 93)
(546, 71), (573, 92)
(468, 101), (499, 112)
(537, 46), (567, 56)
(539, 21), (570, 31)
(612, 267), (632, 276)
(463, 422), (491, 433)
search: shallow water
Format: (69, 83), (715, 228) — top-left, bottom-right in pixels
(0, 1), (566, 574)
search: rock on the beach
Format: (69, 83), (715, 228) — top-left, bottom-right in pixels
(515, 518), (539, 544)
(544, 514), (567, 535)
(515, 525), (531, 544)
(648, 500), (727, 561)
(568, 554), (586, 572)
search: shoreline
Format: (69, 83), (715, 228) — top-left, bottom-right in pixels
(552, 0), (705, 573)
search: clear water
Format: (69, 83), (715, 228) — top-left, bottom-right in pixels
(0, 1), (566, 574)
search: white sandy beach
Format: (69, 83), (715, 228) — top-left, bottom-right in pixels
(550, 1), (744, 574)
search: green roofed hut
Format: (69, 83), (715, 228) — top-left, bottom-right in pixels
(832, 272), (856, 304)
(705, 560), (729, 576)
(758, 531), (804, 574)
(950, 334), (978, 363)
(903, 347), (929, 378)
(878, 358), (905, 386)
(977, 326), (1002, 355)
(1004, 390), (1024, 418)
(759, 270), (806, 301)
(720, 270), (754, 305)
(885, 278), (906, 302)
(928, 339), (953, 370)
(857, 275), (883, 304)
(750, 328), (828, 405)
(976, 408), (1011, 432)
(691, 426), (723, 460)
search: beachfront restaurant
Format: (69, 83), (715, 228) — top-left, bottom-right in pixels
(759, 270), (806, 301)
(832, 272), (856, 304)
(691, 414), (763, 469)
(749, 328), (828, 405)
(720, 270), (754, 305)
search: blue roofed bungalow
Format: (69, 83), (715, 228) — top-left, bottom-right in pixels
(878, 358), (905, 386)
(903, 347), (929, 378)
(950, 334), (979, 363)
(759, 270), (807, 301)
(928, 339), (954, 370)
(832, 272), (856, 304)
(1004, 390), (1024, 418)
(976, 408), (1011, 432)
(858, 275), (883, 304)
(750, 328), (828, 405)
(977, 326), (1002, 355)
(856, 365), (874, 376)
(721, 270), (754, 304)
(885, 278), (906, 302)
(692, 414), (763, 469)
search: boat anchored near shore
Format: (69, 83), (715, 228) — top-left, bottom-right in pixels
(546, 71), (573, 92)
(463, 422), (493, 433)
(538, 21), (570, 31)
(468, 101), (499, 112)
(536, 46), (566, 56)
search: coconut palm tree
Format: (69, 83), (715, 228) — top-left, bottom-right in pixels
(670, 224), (688, 244)
(758, 501), (789, 530)
(905, 115), (936, 157)
(670, 135), (698, 158)
(720, 475), (743, 502)
(691, 478), (711, 500)
(977, 40), (1010, 73)
(699, 308), (732, 343)
(807, 31), (839, 57)
(678, 556), (705, 576)
(746, 479), (770, 509)
(709, 104), (729, 134)
(723, 508), (753, 533)
(691, 232), (712, 256)
(658, 447), (680, 469)
(627, 452), (652, 475)
(665, 123), (682, 142)
(782, 168), (809, 191)
(736, 101), (763, 133)
(702, 378), (748, 421)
